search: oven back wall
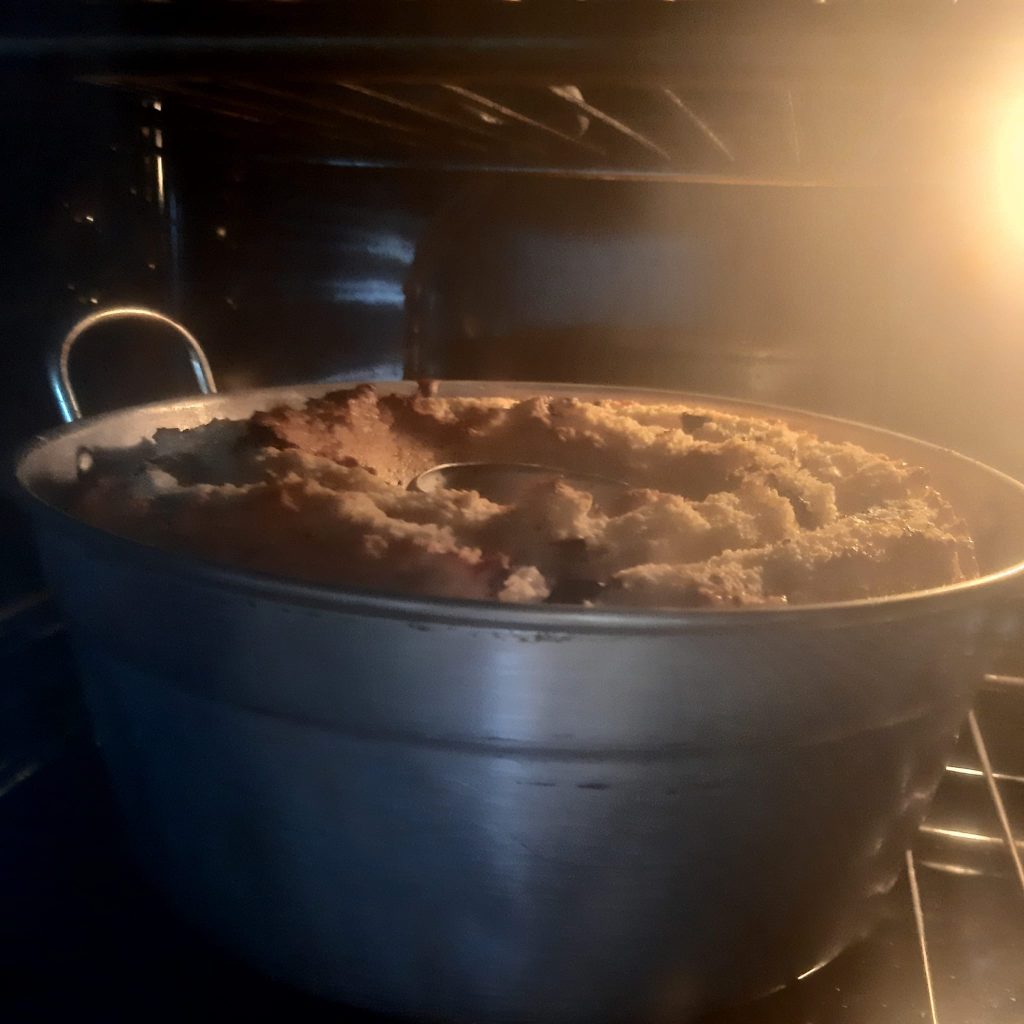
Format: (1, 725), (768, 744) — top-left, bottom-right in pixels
(408, 176), (1024, 483)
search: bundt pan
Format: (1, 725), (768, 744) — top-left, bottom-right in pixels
(16, 314), (1024, 1022)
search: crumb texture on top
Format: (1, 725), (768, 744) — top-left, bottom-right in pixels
(69, 385), (978, 608)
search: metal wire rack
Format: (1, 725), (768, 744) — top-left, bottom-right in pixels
(6, 2), (1023, 186)
(87, 74), (975, 187)
(909, 673), (1024, 1024)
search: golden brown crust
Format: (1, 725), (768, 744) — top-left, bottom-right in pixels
(69, 386), (978, 608)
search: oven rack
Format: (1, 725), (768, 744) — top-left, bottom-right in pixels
(95, 74), (933, 188)
(6, 1), (1024, 186)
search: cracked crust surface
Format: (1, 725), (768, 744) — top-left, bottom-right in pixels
(69, 386), (978, 608)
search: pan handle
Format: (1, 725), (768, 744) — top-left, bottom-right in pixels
(49, 306), (217, 422)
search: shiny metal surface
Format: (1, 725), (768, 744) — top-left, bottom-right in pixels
(50, 306), (217, 423)
(15, 381), (1024, 1023)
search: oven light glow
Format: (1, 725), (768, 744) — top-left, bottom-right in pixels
(995, 94), (1024, 245)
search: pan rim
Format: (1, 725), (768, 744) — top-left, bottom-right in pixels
(16, 378), (1024, 634)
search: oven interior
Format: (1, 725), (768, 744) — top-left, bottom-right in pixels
(2, 4), (1024, 1021)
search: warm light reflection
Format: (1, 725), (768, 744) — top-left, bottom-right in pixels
(795, 958), (831, 982)
(920, 824), (998, 845)
(995, 94), (1024, 246)
(155, 154), (165, 213)
(917, 859), (986, 878)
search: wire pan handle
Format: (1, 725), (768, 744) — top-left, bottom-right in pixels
(50, 306), (217, 423)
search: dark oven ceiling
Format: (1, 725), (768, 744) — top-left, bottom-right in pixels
(4, 1), (1024, 185)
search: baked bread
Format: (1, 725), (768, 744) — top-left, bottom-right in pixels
(71, 385), (977, 608)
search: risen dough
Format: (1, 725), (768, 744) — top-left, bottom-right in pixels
(69, 385), (978, 609)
